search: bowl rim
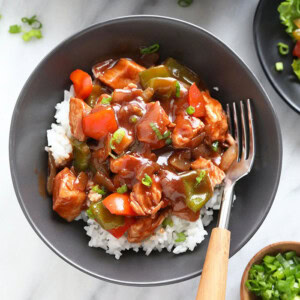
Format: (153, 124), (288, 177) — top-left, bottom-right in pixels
(240, 241), (300, 299)
(253, 0), (300, 114)
(9, 15), (283, 286)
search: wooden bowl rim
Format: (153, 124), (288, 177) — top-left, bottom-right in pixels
(240, 241), (300, 300)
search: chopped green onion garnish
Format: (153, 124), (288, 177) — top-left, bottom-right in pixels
(150, 122), (163, 140)
(142, 174), (152, 187)
(175, 81), (180, 97)
(9, 25), (22, 33)
(245, 251), (300, 299)
(86, 208), (94, 219)
(165, 138), (172, 145)
(117, 184), (128, 194)
(101, 96), (112, 105)
(163, 130), (171, 139)
(109, 152), (117, 159)
(277, 42), (289, 55)
(211, 141), (219, 152)
(162, 217), (174, 228)
(22, 29), (42, 41)
(110, 128), (126, 149)
(196, 170), (206, 185)
(175, 232), (186, 242)
(140, 43), (160, 54)
(92, 185), (106, 195)
(129, 115), (138, 123)
(275, 62), (284, 72)
(178, 0), (193, 7)
(21, 15), (42, 29)
(186, 106), (195, 115)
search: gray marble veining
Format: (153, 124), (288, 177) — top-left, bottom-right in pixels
(1, 0), (300, 299)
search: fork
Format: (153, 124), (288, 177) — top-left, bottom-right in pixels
(196, 99), (256, 300)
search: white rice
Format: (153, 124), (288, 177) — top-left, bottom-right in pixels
(46, 87), (224, 259)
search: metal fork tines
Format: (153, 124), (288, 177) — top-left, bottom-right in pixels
(218, 99), (256, 229)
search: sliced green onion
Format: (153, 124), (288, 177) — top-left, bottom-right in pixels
(165, 138), (172, 145)
(277, 42), (289, 55)
(86, 208), (94, 219)
(9, 25), (22, 33)
(117, 184), (128, 194)
(246, 251), (300, 299)
(129, 115), (138, 123)
(175, 81), (180, 97)
(109, 152), (117, 159)
(92, 185), (106, 195)
(22, 29), (42, 41)
(150, 122), (163, 140)
(163, 130), (171, 139)
(110, 128), (126, 150)
(275, 62), (284, 72)
(21, 15), (42, 29)
(162, 217), (174, 228)
(101, 96), (112, 105)
(263, 255), (276, 264)
(284, 251), (296, 260)
(142, 174), (152, 187)
(196, 170), (206, 185)
(140, 43), (160, 54)
(211, 141), (219, 152)
(175, 232), (186, 242)
(178, 0), (193, 7)
(186, 106), (195, 115)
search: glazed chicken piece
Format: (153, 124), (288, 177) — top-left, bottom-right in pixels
(130, 175), (164, 216)
(127, 209), (169, 243)
(202, 91), (228, 142)
(137, 101), (173, 149)
(94, 58), (146, 89)
(112, 84), (144, 103)
(52, 167), (88, 221)
(110, 154), (159, 189)
(191, 157), (225, 188)
(172, 111), (205, 148)
(69, 97), (92, 141)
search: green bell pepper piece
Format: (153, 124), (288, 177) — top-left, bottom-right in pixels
(181, 170), (213, 212)
(88, 201), (124, 230)
(139, 65), (171, 88)
(146, 77), (178, 99)
(72, 139), (91, 172)
(164, 57), (202, 86)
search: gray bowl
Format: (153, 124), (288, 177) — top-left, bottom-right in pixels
(9, 16), (282, 286)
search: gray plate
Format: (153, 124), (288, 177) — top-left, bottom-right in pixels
(9, 16), (282, 286)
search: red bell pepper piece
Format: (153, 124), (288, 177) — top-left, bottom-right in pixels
(102, 193), (137, 216)
(293, 41), (300, 58)
(107, 217), (136, 238)
(70, 69), (93, 100)
(188, 83), (206, 117)
(82, 107), (118, 140)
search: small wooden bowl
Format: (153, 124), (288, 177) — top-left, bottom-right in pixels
(240, 241), (300, 300)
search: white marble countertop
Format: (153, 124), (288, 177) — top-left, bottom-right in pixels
(1, 0), (300, 299)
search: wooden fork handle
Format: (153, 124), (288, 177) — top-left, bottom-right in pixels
(196, 228), (231, 300)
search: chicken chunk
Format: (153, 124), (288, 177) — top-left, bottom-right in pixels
(202, 92), (228, 142)
(137, 101), (172, 149)
(191, 157), (225, 188)
(69, 97), (92, 141)
(130, 175), (163, 216)
(95, 58), (146, 89)
(172, 111), (205, 148)
(127, 209), (169, 243)
(110, 154), (159, 188)
(53, 168), (87, 221)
